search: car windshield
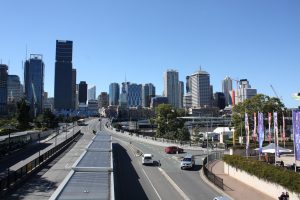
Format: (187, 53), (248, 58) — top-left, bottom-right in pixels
(144, 156), (152, 160)
(183, 158), (191, 162)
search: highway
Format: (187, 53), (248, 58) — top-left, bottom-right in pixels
(7, 118), (221, 199)
(101, 118), (221, 200)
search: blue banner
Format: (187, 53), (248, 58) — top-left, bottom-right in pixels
(258, 112), (264, 155)
(293, 111), (300, 161)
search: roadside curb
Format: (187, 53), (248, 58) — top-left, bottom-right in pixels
(199, 166), (234, 200)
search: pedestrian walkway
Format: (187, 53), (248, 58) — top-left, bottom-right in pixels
(208, 160), (274, 200)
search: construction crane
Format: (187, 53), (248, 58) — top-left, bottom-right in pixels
(270, 85), (282, 100)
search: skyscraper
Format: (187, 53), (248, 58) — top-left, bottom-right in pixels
(190, 70), (212, 108)
(142, 83), (156, 108)
(178, 81), (184, 109)
(88, 85), (96, 100)
(98, 92), (109, 108)
(54, 40), (73, 111)
(0, 64), (8, 115)
(186, 76), (191, 93)
(222, 76), (233, 106)
(213, 92), (226, 109)
(79, 81), (87, 104)
(164, 69), (179, 108)
(122, 82), (142, 107)
(7, 75), (22, 103)
(109, 83), (120, 106)
(237, 79), (257, 104)
(72, 69), (77, 110)
(24, 54), (44, 116)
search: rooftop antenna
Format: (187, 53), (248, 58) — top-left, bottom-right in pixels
(125, 73), (127, 83)
(199, 65), (202, 71)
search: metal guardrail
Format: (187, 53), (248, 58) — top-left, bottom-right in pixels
(0, 130), (81, 197)
(203, 152), (224, 190)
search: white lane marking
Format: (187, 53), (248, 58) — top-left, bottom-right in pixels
(141, 168), (162, 200)
(158, 167), (190, 200)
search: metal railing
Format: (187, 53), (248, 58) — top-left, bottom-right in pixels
(0, 130), (81, 197)
(203, 152), (224, 190)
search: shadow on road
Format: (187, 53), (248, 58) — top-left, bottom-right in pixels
(113, 143), (148, 200)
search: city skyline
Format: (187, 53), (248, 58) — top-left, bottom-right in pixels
(0, 1), (299, 108)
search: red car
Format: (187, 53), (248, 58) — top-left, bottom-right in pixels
(164, 146), (184, 154)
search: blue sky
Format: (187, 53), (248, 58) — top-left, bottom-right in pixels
(0, 0), (299, 108)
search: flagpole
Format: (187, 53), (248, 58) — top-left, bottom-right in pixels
(292, 110), (297, 172)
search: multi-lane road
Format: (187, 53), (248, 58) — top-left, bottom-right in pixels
(101, 118), (221, 200)
(7, 118), (222, 199)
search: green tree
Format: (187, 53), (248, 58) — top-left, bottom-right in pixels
(154, 104), (190, 140)
(16, 98), (32, 130)
(232, 94), (286, 139)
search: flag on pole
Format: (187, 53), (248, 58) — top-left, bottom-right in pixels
(293, 111), (300, 161)
(274, 112), (279, 157)
(282, 112), (286, 144)
(252, 112), (257, 143)
(268, 112), (272, 143)
(245, 113), (250, 157)
(258, 112), (264, 155)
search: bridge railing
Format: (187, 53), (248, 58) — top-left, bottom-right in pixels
(0, 130), (81, 197)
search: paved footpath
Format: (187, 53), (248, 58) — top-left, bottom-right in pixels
(208, 160), (275, 200)
(8, 119), (97, 200)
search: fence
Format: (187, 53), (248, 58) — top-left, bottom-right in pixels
(203, 152), (224, 190)
(0, 130), (81, 197)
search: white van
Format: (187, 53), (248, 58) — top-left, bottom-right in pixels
(142, 154), (154, 165)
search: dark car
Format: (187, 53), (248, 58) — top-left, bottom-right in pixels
(164, 146), (184, 154)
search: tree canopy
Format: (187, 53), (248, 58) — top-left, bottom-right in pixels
(232, 94), (286, 138)
(154, 104), (190, 141)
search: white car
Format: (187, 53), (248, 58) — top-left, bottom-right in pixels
(142, 154), (154, 165)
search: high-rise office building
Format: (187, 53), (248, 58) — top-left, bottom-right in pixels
(222, 77), (233, 106)
(213, 92), (226, 109)
(122, 82), (142, 107)
(98, 92), (109, 108)
(186, 76), (191, 93)
(236, 79), (257, 104)
(164, 69), (179, 108)
(7, 75), (22, 103)
(54, 40), (73, 111)
(190, 70), (212, 108)
(0, 64), (8, 115)
(142, 83), (156, 108)
(24, 54), (44, 116)
(79, 81), (87, 104)
(178, 81), (184, 109)
(88, 85), (96, 100)
(72, 69), (76, 110)
(109, 83), (120, 106)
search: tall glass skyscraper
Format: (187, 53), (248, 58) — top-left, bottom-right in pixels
(164, 69), (179, 108)
(72, 69), (77, 110)
(122, 82), (142, 107)
(79, 81), (87, 104)
(178, 81), (184, 109)
(0, 64), (8, 115)
(88, 85), (96, 100)
(142, 83), (156, 107)
(7, 75), (22, 103)
(109, 83), (119, 106)
(54, 40), (73, 111)
(222, 76), (233, 106)
(24, 54), (44, 116)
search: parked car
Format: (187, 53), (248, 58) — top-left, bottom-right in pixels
(142, 154), (154, 165)
(180, 154), (195, 170)
(164, 146), (184, 154)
